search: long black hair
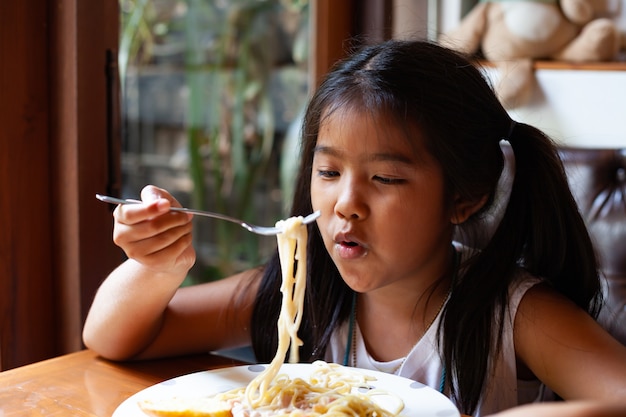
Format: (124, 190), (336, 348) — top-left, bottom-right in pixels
(251, 39), (602, 415)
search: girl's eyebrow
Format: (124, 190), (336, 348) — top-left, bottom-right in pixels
(313, 145), (337, 156)
(370, 152), (414, 164)
(313, 145), (414, 164)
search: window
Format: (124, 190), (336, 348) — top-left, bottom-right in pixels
(119, 0), (311, 283)
(0, 0), (355, 370)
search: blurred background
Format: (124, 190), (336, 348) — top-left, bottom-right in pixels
(2, 0), (625, 370)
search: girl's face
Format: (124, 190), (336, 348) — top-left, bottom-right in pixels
(310, 107), (456, 294)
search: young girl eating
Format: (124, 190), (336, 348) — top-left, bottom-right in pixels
(83, 40), (626, 416)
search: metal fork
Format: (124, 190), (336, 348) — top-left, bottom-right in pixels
(96, 194), (320, 236)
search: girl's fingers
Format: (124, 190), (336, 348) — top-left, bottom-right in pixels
(140, 232), (196, 273)
(107, 185), (196, 273)
(113, 198), (171, 225)
(115, 224), (195, 274)
(141, 185), (172, 204)
(119, 222), (193, 260)
(114, 208), (191, 243)
(114, 185), (190, 226)
(141, 185), (186, 210)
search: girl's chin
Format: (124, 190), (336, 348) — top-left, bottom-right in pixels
(333, 265), (379, 293)
(341, 278), (374, 294)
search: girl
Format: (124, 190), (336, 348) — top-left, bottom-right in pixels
(83, 40), (626, 416)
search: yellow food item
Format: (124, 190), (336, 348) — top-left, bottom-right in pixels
(138, 397), (232, 417)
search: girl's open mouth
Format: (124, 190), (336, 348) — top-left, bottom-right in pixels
(335, 240), (367, 259)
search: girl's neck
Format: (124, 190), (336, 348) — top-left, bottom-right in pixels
(356, 279), (450, 360)
(356, 248), (457, 362)
(357, 246), (457, 322)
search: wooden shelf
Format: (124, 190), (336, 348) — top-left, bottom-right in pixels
(532, 60), (626, 71)
(479, 59), (626, 71)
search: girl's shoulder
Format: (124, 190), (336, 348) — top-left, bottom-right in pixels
(512, 277), (626, 399)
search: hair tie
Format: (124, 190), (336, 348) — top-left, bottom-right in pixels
(480, 138), (515, 240)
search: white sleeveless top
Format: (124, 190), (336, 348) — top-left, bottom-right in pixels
(324, 270), (553, 416)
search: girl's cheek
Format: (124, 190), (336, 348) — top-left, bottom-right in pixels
(311, 183), (333, 219)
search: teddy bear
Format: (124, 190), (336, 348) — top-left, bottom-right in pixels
(439, 0), (621, 109)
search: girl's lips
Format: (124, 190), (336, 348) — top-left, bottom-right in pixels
(333, 232), (368, 259)
(335, 241), (367, 259)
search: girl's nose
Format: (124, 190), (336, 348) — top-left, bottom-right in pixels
(334, 178), (368, 220)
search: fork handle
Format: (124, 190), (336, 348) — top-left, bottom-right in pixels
(167, 206), (249, 224)
(96, 194), (142, 205)
(95, 194), (247, 225)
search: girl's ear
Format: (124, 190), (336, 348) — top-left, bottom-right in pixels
(451, 194), (488, 225)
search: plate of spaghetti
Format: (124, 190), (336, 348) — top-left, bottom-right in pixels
(112, 360), (460, 417)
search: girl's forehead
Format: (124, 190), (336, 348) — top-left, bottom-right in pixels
(317, 106), (427, 155)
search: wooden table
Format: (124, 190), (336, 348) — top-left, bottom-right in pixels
(1, 349), (469, 417)
(0, 349), (244, 416)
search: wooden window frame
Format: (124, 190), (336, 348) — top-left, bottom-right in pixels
(1, 0), (122, 370)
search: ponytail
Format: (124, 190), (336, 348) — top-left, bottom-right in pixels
(443, 121), (603, 413)
(492, 122), (602, 313)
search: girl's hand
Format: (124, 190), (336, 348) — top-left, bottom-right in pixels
(112, 185), (195, 278)
(84, 185), (257, 361)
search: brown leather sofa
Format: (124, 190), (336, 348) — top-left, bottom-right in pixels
(560, 147), (626, 345)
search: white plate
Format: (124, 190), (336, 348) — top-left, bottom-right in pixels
(113, 363), (460, 417)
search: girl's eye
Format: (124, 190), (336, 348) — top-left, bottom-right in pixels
(373, 175), (406, 185)
(317, 170), (339, 178)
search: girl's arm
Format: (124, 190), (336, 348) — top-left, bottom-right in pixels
(82, 185), (259, 360)
(514, 284), (626, 400)
(82, 260), (260, 361)
(489, 401), (626, 417)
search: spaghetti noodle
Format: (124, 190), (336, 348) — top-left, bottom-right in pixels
(242, 216), (308, 407)
(221, 361), (403, 417)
